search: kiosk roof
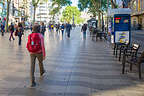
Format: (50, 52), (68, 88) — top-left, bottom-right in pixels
(107, 8), (131, 17)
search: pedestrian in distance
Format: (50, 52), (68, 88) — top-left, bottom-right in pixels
(40, 22), (46, 36)
(66, 22), (72, 38)
(1, 23), (5, 36)
(48, 23), (52, 32)
(55, 24), (58, 33)
(81, 24), (87, 39)
(55, 23), (60, 34)
(57, 23), (60, 34)
(14, 23), (18, 31)
(61, 24), (65, 37)
(9, 23), (15, 41)
(14, 23), (18, 36)
(26, 24), (46, 87)
(51, 24), (54, 32)
(17, 22), (24, 45)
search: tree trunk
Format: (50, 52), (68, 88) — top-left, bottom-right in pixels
(33, 6), (36, 24)
(98, 12), (101, 29)
(114, 0), (116, 4)
(101, 12), (104, 31)
(6, 0), (10, 32)
(110, 0), (116, 8)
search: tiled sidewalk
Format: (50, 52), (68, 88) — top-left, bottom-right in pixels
(0, 27), (144, 96)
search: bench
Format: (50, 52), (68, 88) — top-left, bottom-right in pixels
(113, 43), (127, 58)
(119, 44), (140, 61)
(121, 44), (141, 75)
(123, 51), (144, 79)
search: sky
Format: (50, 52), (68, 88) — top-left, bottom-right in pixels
(71, 0), (78, 7)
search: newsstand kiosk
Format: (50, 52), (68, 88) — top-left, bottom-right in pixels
(107, 8), (131, 44)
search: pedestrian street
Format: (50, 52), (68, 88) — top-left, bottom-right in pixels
(0, 27), (144, 96)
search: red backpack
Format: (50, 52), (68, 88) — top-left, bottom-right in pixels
(27, 33), (42, 53)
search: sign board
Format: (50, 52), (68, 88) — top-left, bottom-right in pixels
(115, 31), (129, 44)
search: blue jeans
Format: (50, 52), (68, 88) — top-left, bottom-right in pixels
(18, 36), (22, 45)
(67, 31), (70, 38)
(61, 30), (64, 36)
(83, 31), (86, 39)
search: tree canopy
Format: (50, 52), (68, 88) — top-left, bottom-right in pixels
(61, 6), (84, 24)
(49, 0), (72, 17)
(78, 0), (108, 17)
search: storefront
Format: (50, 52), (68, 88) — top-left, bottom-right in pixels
(131, 12), (144, 30)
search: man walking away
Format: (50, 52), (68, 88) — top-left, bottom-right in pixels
(40, 22), (46, 36)
(9, 23), (15, 41)
(81, 24), (87, 39)
(26, 24), (46, 87)
(66, 22), (72, 38)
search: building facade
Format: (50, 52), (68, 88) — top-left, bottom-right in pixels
(0, 0), (31, 24)
(129, 0), (144, 29)
(36, 3), (49, 23)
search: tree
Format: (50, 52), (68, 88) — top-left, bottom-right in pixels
(110, 0), (117, 8)
(5, 0), (11, 32)
(32, 0), (48, 23)
(61, 6), (84, 24)
(78, 0), (108, 28)
(49, 0), (71, 21)
(32, 0), (40, 23)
